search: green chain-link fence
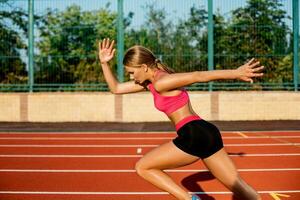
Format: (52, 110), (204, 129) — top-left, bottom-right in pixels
(0, 0), (299, 92)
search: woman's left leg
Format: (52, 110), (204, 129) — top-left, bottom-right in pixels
(135, 141), (200, 200)
(202, 148), (261, 200)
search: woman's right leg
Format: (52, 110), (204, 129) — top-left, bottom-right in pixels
(135, 141), (200, 200)
(202, 148), (261, 200)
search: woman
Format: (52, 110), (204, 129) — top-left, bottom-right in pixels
(98, 38), (263, 200)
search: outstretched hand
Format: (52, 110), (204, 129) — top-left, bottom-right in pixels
(98, 38), (116, 64)
(236, 58), (264, 83)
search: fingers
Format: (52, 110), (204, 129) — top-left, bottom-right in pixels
(247, 58), (256, 65)
(103, 38), (106, 49)
(103, 38), (108, 49)
(249, 66), (264, 77)
(108, 40), (115, 52)
(111, 48), (116, 56)
(252, 65), (264, 71)
(246, 57), (259, 67)
(246, 67), (263, 83)
(100, 39), (105, 49)
(251, 65), (264, 77)
(100, 38), (115, 50)
(249, 61), (261, 69)
(246, 58), (262, 69)
(247, 59), (265, 77)
(252, 72), (264, 77)
(105, 38), (110, 48)
(242, 77), (253, 83)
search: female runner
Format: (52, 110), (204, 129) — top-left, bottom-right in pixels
(98, 38), (264, 200)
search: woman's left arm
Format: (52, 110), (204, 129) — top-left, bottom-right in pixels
(154, 58), (264, 92)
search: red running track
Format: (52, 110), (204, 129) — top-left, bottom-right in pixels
(0, 131), (299, 200)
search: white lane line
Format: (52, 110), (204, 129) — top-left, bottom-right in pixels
(0, 143), (299, 148)
(0, 136), (300, 140)
(229, 153), (300, 157)
(249, 136), (300, 138)
(236, 130), (300, 133)
(0, 168), (299, 173)
(0, 137), (173, 140)
(0, 155), (143, 158)
(0, 144), (159, 148)
(236, 132), (249, 138)
(0, 153), (300, 158)
(0, 190), (299, 195)
(0, 132), (177, 135)
(225, 143), (300, 146)
(1, 130), (300, 134)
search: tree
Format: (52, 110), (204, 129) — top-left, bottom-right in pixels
(36, 4), (112, 84)
(0, 0), (27, 84)
(125, 4), (208, 73)
(173, 5), (208, 73)
(125, 5), (173, 53)
(36, 3), (133, 84)
(223, 0), (291, 83)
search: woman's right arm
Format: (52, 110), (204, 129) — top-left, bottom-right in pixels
(99, 38), (145, 94)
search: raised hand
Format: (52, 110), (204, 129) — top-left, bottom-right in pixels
(236, 58), (264, 83)
(98, 38), (116, 64)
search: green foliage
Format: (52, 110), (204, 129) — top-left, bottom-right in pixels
(0, 0), (27, 83)
(0, 0), (297, 90)
(125, 0), (293, 88)
(276, 54), (293, 82)
(220, 0), (291, 84)
(125, 4), (208, 74)
(36, 4), (117, 84)
(35, 3), (134, 84)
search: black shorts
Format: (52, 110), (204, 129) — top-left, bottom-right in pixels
(172, 119), (224, 159)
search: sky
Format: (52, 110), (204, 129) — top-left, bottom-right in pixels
(8, 0), (295, 29)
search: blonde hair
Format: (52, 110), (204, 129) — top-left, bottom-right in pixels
(123, 45), (175, 74)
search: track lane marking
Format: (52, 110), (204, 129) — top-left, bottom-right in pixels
(0, 168), (299, 173)
(0, 144), (159, 148)
(0, 136), (300, 140)
(0, 137), (174, 140)
(236, 132), (248, 138)
(1, 130), (300, 134)
(0, 190), (299, 195)
(0, 153), (300, 157)
(270, 192), (291, 200)
(0, 143), (299, 148)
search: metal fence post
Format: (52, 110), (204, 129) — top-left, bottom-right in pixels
(208, 0), (214, 91)
(293, 0), (299, 91)
(28, 0), (34, 92)
(117, 0), (124, 82)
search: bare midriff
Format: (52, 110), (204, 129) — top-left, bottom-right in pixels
(167, 101), (199, 125)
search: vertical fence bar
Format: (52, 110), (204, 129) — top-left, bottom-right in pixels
(208, 0), (214, 91)
(28, 0), (34, 92)
(293, 0), (299, 91)
(117, 0), (124, 82)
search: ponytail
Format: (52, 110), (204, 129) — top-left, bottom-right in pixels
(154, 58), (175, 74)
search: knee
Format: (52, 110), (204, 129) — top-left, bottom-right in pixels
(135, 159), (148, 177)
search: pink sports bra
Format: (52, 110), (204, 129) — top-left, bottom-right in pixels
(147, 70), (189, 116)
